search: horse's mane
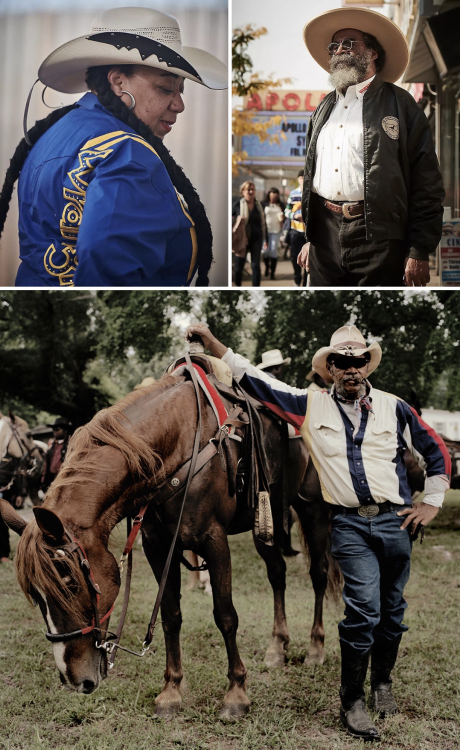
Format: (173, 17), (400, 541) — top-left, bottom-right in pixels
(47, 374), (183, 497)
(16, 522), (87, 620)
(16, 374), (184, 619)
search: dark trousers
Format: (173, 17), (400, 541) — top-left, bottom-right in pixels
(289, 231), (304, 286)
(233, 242), (262, 287)
(308, 192), (408, 287)
(331, 509), (412, 655)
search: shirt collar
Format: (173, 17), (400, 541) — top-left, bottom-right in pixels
(336, 74), (376, 102)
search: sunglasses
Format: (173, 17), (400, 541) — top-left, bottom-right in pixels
(330, 355), (369, 370)
(327, 39), (363, 55)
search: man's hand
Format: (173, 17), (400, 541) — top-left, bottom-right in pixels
(185, 324), (228, 359)
(397, 502), (439, 534)
(297, 243), (310, 270)
(404, 258), (430, 286)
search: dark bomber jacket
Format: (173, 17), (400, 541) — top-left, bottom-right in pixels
(301, 75), (445, 261)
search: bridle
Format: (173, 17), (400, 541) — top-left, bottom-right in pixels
(43, 527), (114, 644)
(38, 354), (210, 664)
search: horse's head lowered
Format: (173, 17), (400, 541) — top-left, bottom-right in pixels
(0, 374), (199, 693)
(5, 502), (121, 692)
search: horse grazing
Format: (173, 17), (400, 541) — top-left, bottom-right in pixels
(2, 368), (339, 718)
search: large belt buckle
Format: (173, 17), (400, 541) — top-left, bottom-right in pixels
(358, 504), (379, 517)
(342, 202), (361, 220)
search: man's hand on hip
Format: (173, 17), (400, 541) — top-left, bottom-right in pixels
(404, 258), (430, 286)
(397, 502), (439, 534)
(297, 243), (310, 270)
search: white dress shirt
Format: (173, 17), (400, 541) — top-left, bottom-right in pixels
(312, 75), (375, 202)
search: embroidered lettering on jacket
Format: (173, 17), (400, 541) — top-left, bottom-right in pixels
(44, 131), (161, 286)
(381, 116), (399, 140)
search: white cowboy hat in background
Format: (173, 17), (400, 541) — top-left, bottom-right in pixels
(257, 350), (292, 370)
(38, 7), (228, 94)
(312, 325), (382, 383)
(303, 7), (409, 84)
(134, 376), (156, 390)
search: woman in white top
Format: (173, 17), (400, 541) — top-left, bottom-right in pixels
(263, 188), (285, 280)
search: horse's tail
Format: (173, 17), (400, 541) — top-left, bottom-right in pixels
(295, 510), (343, 604)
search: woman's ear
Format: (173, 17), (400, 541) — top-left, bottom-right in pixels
(107, 67), (124, 96)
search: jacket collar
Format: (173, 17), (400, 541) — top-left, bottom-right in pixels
(363, 74), (385, 99)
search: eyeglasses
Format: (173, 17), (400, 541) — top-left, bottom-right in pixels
(330, 355), (369, 370)
(327, 39), (363, 56)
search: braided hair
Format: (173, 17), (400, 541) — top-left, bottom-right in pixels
(0, 65), (214, 285)
(0, 103), (77, 238)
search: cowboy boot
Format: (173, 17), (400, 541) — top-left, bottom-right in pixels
(370, 635), (402, 717)
(270, 257), (277, 280)
(340, 642), (380, 741)
(264, 258), (270, 277)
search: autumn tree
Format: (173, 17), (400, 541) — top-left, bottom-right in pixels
(232, 25), (290, 176)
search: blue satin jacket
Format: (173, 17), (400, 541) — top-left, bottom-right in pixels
(16, 93), (198, 287)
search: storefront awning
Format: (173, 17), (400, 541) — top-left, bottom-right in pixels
(403, 17), (437, 83)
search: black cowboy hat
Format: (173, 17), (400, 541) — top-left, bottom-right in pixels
(47, 417), (72, 430)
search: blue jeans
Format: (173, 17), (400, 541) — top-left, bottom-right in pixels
(263, 232), (281, 259)
(331, 509), (412, 654)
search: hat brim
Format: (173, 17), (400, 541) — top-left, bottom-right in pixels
(303, 8), (409, 83)
(257, 357), (291, 370)
(312, 341), (382, 383)
(38, 36), (228, 94)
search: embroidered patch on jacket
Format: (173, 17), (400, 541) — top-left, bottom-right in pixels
(381, 116), (399, 140)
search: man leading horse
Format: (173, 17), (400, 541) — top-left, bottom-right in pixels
(186, 322), (451, 742)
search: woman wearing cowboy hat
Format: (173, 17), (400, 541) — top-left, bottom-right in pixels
(296, 7), (444, 288)
(0, 7), (227, 287)
(185, 322), (451, 742)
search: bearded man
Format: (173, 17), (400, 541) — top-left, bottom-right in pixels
(297, 8), (445, 287)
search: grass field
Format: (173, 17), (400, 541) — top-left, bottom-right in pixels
(1, 494), (459, 750)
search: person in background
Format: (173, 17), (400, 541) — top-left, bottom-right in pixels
(41, 417), (72, 492)
(262, 188), (285, 281)
(285, 171), (306, 286)
(232, 181), (266, 287)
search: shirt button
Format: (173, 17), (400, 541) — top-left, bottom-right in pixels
(338, 192), (341, 195)
(337, 146), (340, 149)
(335, 169), (338, 172)
(357, 462), (361, 466)
(340, 125), (343, 128)
(344, 106), (348, 109)
(361, 480), (365, 484)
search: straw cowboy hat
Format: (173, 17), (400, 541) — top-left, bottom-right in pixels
(303, 8), (409, 83)
(38, 7), (228, 94)
(256, 350), (291, 370)
(312, 325), (382, 383)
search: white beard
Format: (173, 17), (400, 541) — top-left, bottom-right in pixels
(328, 49), (374, 93)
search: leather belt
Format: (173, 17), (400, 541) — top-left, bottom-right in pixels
(330, 501), (408, 518)
(323, 199), (364, 220)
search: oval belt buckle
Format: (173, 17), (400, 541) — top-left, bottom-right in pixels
(358, 505), (379, 517)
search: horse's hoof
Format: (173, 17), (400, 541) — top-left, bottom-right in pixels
(304, 648), (324, 666)
(154, 702), (181, 718)
(219, 703), (249, 721)
(265, 646), (286, 668)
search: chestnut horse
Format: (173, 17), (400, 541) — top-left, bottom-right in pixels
(2, 372), (338, 718)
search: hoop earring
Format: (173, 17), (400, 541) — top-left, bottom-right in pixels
(120, 90), (135, 111)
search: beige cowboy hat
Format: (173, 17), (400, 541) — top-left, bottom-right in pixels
(38, 7), (228, 94)
(256, 350), (291, 370)
(312, 325), (382, 383)
(303, 8), (409, 83)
